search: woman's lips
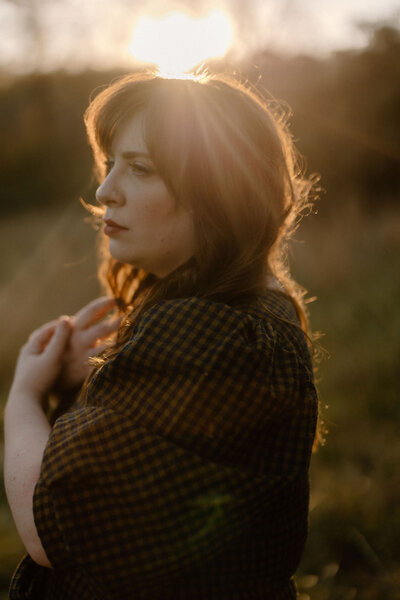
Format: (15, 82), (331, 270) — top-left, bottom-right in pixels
(104, 219), (128, 236)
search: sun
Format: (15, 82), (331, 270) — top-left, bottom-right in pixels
(129, 10), (234, 76)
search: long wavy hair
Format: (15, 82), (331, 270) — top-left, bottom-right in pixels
(84, 70), (317, 359)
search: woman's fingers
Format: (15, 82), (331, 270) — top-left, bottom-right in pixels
(88, 342), (111, 358)
(26, 318), (71, 356)
(82, 317), (122, 347)
(26, 296), (116, 353)
(12, 318), (73, 397)
(45, 318), (71, 359)
(26, 319), (60, 354)
(73, 297), (116, 330)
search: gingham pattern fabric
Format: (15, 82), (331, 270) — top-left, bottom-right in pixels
(9, 291), (318, 600)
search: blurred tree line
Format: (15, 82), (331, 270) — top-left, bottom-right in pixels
(0, 23), (399, 217)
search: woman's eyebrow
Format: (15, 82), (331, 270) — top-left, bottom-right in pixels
(121, 151), (151, 159)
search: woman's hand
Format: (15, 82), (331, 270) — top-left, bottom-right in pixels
(5, 320), (72, 569)
(57, 296), (121, 389)
(11, 317), (72, 400)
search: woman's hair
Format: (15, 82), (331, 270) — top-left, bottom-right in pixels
(84, 70), (317, 353)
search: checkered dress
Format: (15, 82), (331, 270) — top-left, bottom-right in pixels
(9, 291), (318, 599)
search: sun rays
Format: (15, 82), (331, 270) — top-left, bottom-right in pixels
(128, 10), (234, 76)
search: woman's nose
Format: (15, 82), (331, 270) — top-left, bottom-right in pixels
(96, 174), (125, 207)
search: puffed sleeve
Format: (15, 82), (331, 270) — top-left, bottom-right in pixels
(33, 296), (317, 597)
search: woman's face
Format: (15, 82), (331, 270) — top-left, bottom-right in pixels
(96, 112), (195, 277)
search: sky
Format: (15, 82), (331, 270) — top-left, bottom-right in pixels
(0, 0), (399, 74)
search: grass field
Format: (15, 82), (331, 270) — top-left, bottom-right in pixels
(0, 201), (399, 598)
(293, 205), (400, 599)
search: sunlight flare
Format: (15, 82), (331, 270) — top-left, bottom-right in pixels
(129, 10), (233, 76)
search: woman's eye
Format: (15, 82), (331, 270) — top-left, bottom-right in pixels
(129, 162), (154, 176)
(103, 159), (154, 177)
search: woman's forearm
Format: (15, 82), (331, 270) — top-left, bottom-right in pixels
(4, 388), (52, 567)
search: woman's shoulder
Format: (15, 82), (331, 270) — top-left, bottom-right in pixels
(88, 291), (314, 409)
(134, 291), (297, 331)
(90, 294), (284, 400)
(117, 295), (277, 373)
(113, 291), (313, 383)
(132, 291), (305, 352)
(122, 295), (277, 371)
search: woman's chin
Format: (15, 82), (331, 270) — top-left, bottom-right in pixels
(107, 243), (135, 266)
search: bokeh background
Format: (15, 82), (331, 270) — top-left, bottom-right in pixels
(0, 1), (400, 598)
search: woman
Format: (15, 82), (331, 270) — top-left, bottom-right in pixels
(4, 71), (319, 599)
